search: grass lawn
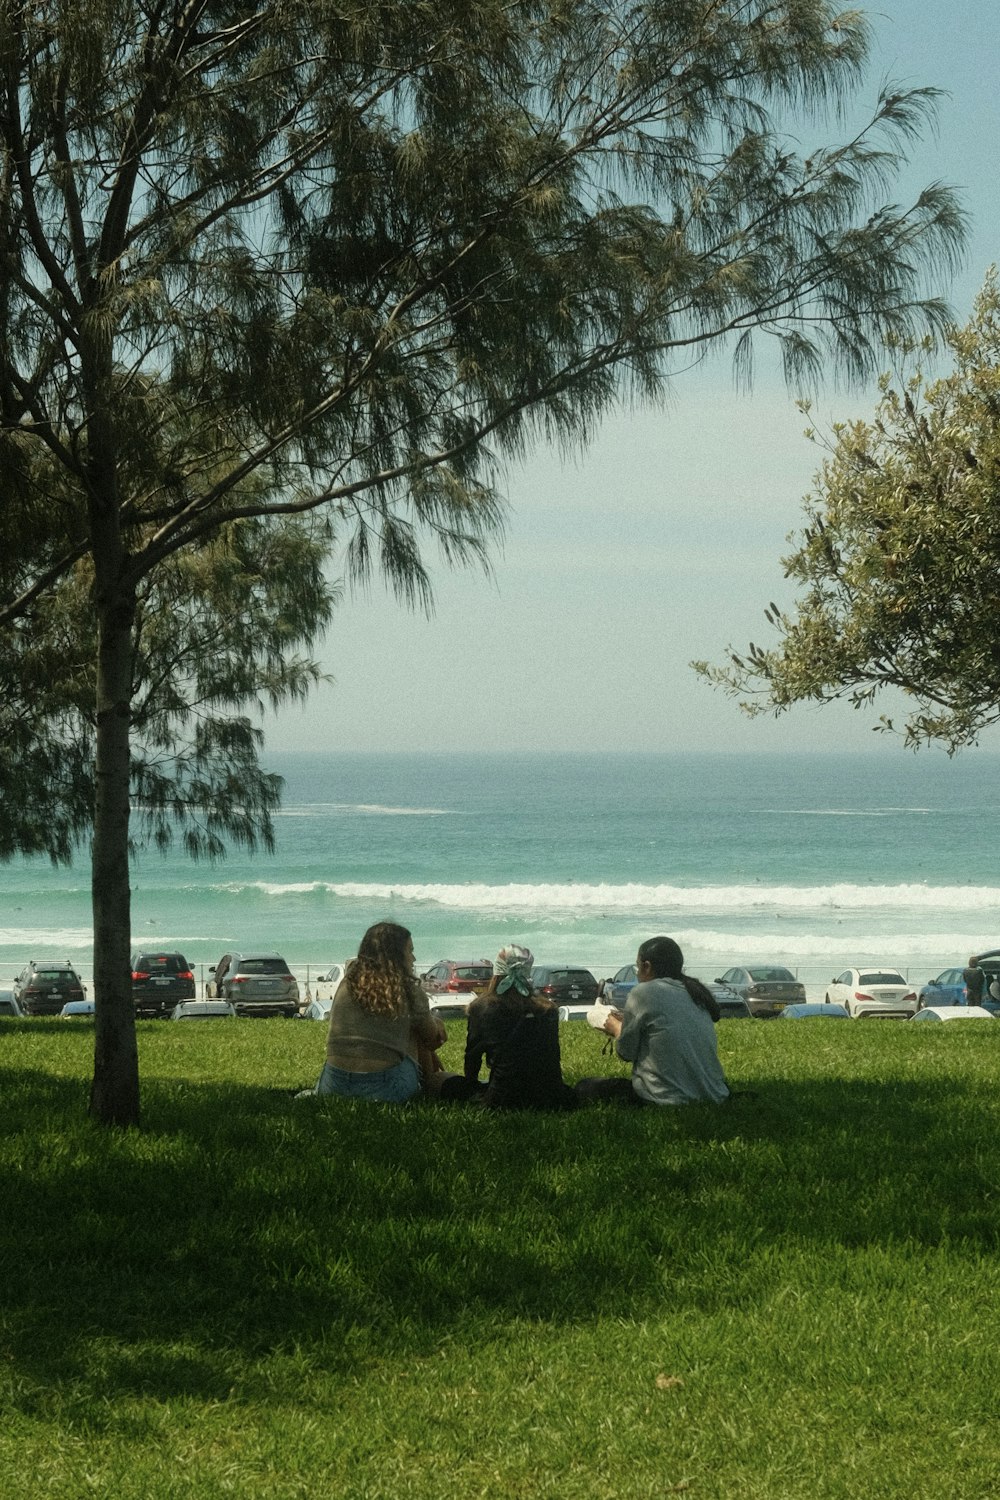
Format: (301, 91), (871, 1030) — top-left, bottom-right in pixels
(2, 1014), (1000, 1499)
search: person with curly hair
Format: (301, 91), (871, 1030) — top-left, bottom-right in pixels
(315, 922), (446, 1101)
(462, 944), (578, 1111)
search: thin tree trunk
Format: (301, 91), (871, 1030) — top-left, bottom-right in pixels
(84, 297), (139, 1125)
(89, 584), (140, 1126)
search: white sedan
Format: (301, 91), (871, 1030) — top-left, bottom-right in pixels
(825, 968), (918, 1019)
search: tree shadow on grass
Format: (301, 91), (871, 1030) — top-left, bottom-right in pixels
(1, 1060), (998, 1421)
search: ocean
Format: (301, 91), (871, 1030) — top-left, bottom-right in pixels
(3, 750), (999, 995)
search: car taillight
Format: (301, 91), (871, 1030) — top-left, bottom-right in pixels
(178, 970), (194, 980)
(446, 979), (460, 990)
(132, 971), (150, 980)
(903, 992), (916, 1003)
(854, 992), (873, 1001)
(543, 985), (556, 996)
(230, 975), (249, 984)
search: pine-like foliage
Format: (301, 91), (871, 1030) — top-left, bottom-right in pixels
(0, 2), (965, 614)
(0, 512), (337, 861)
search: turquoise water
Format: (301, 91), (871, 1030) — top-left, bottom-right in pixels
(3, 751), (1000, 990)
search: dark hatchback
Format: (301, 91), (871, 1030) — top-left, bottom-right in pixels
(131, 950), (197, 1017)
(530, 966), (600, 1005)
(13, 961), (87, 1016)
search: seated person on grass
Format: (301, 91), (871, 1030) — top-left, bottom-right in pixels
(316, 921), (446, 1102)
(460, 945), (579, 1111)
(577, 935), (730, 1107)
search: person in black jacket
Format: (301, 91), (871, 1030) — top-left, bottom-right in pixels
(963, 957), (985, 1007)
(463, 945), (578, 1111)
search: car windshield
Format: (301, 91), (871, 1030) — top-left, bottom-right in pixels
(859, 971), (905, 986)
(238, 959), (289, 975)
(548, 971), (593, 983)
(747, 967), (795, 982)
(455, 967), (491, 980)
(138, 954), (187, 972)
(34, 970), (73, 981)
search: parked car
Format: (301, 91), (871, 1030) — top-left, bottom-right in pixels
(0, 992), (24, 1017)
(171, 999), (237, 1020)
(601, 964), (638, 1007)
(131, 949), (196, 1017)
(825, 968), (917, 1019)
(300, 996), (333, 1021)
(13, 960), (87, 1016)
(210, 952), (299, 1016)
(315, 962), (351, 988)
(712, 990), (754, 1019)
(304, 962), (354, 1011)
(715, 965), (805, 1018)
(428, 994), (477, 1019)
(971, 950), (1000, 1007)
(530, 966), (600, 1006)
(917, 966), (968, 1010)
(919, 955), (1000, 1013)
(911, 1005), (995, 1023)
(780, 1002), (850, 1019)
(60, 998), (96, 1017)
(420, 959), (492, 995)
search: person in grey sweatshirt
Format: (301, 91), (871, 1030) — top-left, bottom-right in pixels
(577, 935), (730, 1106)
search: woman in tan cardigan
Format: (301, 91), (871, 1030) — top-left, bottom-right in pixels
(316, 922), (445, 1101)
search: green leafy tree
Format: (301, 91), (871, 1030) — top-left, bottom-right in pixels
(695, 273), (1000, 752)
(0, 1), (966, 1123)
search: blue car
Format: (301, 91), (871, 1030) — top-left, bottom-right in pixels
(917, 967), (967, 1009)
(919, 953), (1000, 1011)
(601, 964), (637, 1007)
(780, 1002), (849, 1019)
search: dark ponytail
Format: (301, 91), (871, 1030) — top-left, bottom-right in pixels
(637, 936), (720, 1022)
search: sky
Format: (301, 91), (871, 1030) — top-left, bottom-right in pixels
(266, 2), (1000, 757)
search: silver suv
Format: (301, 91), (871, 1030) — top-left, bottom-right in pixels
(210, 952), (299, 1017)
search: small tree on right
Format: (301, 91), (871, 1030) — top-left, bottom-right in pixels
(696, 272), (1000, 752)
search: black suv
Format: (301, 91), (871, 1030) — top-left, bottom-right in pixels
(529, 966), (600, 1005)
(13, 960), (87, 1016)
(131, 950), (197, 1017)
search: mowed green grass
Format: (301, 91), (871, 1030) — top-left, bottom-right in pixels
(3, 1015), (1000, 1499)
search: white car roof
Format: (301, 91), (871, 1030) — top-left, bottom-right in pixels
(912, 1006), (995, 1022)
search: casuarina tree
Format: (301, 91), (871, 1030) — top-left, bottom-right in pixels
(0, 1), (966, 1123)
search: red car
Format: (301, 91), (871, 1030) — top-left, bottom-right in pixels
(420, 959), (493, 994)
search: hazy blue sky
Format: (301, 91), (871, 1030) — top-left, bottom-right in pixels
(267, 2), (1000, 756)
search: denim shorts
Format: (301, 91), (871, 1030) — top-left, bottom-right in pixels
(315, 1056), (421, 1103)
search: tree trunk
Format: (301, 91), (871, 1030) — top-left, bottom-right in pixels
(88, 583), (140, 1126)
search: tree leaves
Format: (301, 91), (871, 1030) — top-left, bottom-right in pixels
(696, 272), (1000, 751)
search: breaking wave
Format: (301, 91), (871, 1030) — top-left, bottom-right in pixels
(214, 879), (1000, 914)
